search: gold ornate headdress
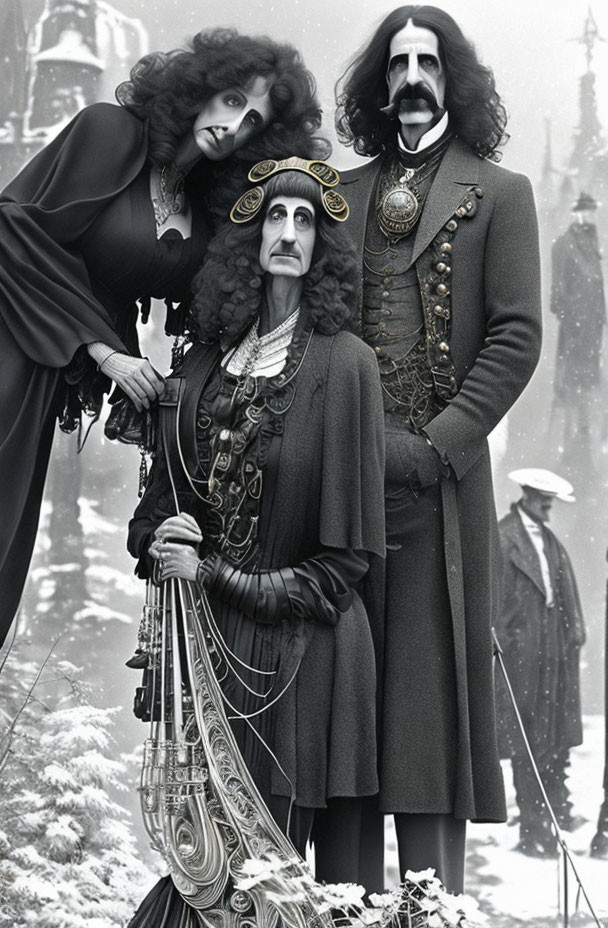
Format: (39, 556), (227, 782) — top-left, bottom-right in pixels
(230, 156), (349, 223)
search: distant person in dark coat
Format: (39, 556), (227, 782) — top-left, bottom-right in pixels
(551, 192), (606, 451)
(313, 5), (542, 894)
(495, 468), (586, 858)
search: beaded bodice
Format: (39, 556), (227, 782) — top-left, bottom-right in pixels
(189, 323), (312, 570)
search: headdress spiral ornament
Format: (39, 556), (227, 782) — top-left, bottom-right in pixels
(230, 156), (349, 223)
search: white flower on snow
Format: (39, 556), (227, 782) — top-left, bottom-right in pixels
(404, 867), (437, 883)
(312, 881), (367, 908)
(368, 891), (397, 908)
(236, 855), (289, 890)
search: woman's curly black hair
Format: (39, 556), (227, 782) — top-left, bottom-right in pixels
(336, 5), (508, 160)
(189, 172), (357, 346)
(116, 28), (327, 167)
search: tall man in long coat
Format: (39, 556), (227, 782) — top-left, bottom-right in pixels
(551, 191), (606, 450)
(495, 469), (585, 858)
(313, 6), (542, 893)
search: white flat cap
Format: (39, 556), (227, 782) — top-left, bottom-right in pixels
(508, 468), (575, 502)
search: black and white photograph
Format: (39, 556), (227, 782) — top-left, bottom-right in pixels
(0, 1), (607, 926)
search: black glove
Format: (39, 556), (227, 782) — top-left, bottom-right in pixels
(197, 555), (342, 626)
(385, 428), (449, 491)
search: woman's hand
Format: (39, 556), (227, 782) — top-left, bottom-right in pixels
(149, 539), (201, 582)
(153, 513), (202, 545)
(87, 342), (164, 411)
(148, 513), (203, 582)
(100, 353), (165, 411)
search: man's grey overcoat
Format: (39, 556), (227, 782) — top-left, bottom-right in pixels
(495, 505), (585, 760)
(340, 137), (542, 821)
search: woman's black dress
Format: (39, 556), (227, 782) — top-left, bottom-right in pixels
(128, 326), (385, 815)
(126, 325), (385, 923)
(0, 103), (210, 644)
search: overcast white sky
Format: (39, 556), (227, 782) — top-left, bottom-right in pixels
(105, 0), (608, 179)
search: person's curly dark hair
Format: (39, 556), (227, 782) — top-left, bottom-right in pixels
(336, 5), (508, 160)
(116, 28), (326, 167)
(189, 171), (357, 346)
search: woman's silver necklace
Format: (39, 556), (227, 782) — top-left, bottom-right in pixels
(224, 308), (300, 380)
(152, 164), (186, 229)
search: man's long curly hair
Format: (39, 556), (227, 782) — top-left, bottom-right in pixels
(116, 28), (325, 167)
(189, 172), (357, 346)
(336, 5), (508, 160)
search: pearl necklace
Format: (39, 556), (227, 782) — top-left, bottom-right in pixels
(223, 308), (300, 379)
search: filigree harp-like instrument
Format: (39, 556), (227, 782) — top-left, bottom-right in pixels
(136, 574), (335, 928)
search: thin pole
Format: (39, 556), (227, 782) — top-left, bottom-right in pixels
(563, 850), (569, 928)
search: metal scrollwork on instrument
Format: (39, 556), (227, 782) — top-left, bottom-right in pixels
(137, 576), (336, 927)
(134, 575), (468, 927)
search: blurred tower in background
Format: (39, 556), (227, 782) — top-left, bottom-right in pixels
(0, 0), (148, 185)
(26, 0), (105, 133)
(538, 9), (607, 235)
(568, 9), (607, 208)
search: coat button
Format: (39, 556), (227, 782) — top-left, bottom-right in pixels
(440, 242), (453, 254)
(436, 283), (448, 296)
(436, 262), (447, 273)
(456, 207), (466, 218)
(446, 219), (458, 232)
(475, 187), (484, 198)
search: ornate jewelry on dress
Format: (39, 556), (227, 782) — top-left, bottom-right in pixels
(184, 324), (312, 567)
(223, 308), (300, 380)
(230, 155), (349, 223)
(376, 150), (444, 241)
(152, 164), (185, 229)
(374, 336), (446, 429)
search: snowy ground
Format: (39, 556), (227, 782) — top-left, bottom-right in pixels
(382, 715), (607, 927)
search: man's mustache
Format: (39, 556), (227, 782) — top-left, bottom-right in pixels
(381, 81), (439, 119)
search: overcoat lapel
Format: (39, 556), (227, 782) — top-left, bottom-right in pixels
(503, 508), (547, 597)
(339, 157), (383, 314)
(410, 138), (480, 265)
(175, 344), (222, 479)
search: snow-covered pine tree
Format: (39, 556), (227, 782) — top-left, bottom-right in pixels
(0, 652), (156, 927)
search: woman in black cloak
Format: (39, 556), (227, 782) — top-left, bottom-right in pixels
(0, 29), (323, 648)
(125, 159), (385, 924)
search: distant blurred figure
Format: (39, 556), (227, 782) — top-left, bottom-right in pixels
(495, 468), (586, 858)
(551, 192), (606, 452)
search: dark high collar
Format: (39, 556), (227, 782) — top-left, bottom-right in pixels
(392, 126), (454, 169)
